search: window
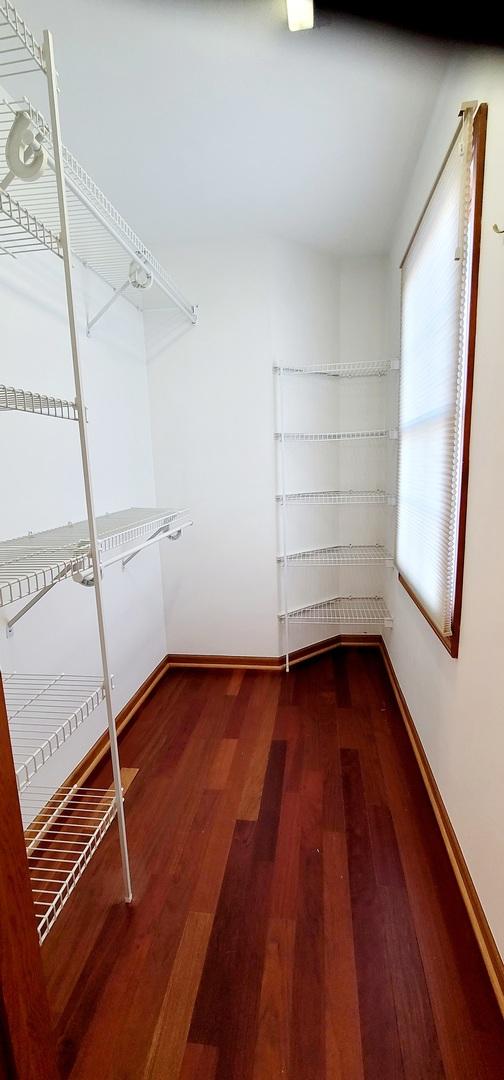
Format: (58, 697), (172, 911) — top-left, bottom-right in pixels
(396, 104), (487, 657)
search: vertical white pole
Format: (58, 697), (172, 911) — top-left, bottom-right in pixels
(43, 30), (132, 902)
(277, 367), (290, 672)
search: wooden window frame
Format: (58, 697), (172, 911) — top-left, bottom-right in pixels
(398, 103), (488, 659)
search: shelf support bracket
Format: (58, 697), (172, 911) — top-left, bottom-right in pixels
(5, 567), (69, 636)
(121, 520), (193, 569)
(86, 278), (131, 335)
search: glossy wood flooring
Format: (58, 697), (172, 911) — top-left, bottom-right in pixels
(41, 648), (504, 1079)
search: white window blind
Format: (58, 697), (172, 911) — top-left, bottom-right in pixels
(396, 108), (475, 637)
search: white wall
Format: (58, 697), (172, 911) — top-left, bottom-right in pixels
(147, 238), (279, 658)
(147, 239), (390, 658)
(385, 52), (504, 956)
(0, 251), (167, 805)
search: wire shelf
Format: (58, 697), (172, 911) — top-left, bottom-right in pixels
(278, 544), (392, 566)
(273, 360), (392, 378)
(276, 489), (394, 506)
(0, 2), (45, 78)
(23, 784), (117, 942)
(280, 595), (392, 625)
(0, 506), (186, 606)
(274, 430), (391, 442)
(0, 187), (62, 256)
(0, 97), (196, 322)
(0, 383), (78, 420)
(3, 673), (104, 791)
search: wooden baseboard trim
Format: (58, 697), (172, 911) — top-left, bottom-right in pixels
(166, 635), (382, 672)
(288, 633), (381, 666)
(64, 655), (171, 789)
(380, 640), (504, 1017)
(166, 653), (283, 671)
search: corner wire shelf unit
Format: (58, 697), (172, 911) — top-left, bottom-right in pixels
(278, 544), (393, 566)
(274, 429), (395, 442)
(0, 96), (197, 327)
(276, 489), (395, 506)
(274, 360), (396, 378)
(1, 383), (79, 420)
(23, 783), (117, 943)
(3, 673), (105, 791)
(0, 2), (46, 77)
(280, 596), (392, 627)
(0, 506), (187, 608)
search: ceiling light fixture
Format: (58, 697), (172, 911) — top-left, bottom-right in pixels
(286, 0), (314, 32)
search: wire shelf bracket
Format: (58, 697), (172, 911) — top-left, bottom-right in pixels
(120, 518), (193, 569)
(3, 673), (105, 791)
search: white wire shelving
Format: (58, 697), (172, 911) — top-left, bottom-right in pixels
(278, 544), (393, 566)
(1, 383), (79, 420)
(0, 6), (135, 926)
(0, 2), (46, 78)
(276, 489), (395, 506)
(275, 429), (395, 442)
(0, 506), (187, 607)
(23, 783), (117, 943)
(3, 673), (105, 792)
(273, 360), (395, 378)
(280, 595), (392, 627)
(0, 96), (197, 327)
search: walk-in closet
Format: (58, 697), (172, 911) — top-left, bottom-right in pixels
(1, 2), (503, 1078)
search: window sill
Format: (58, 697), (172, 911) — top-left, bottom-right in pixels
(398, 573), (459, 658)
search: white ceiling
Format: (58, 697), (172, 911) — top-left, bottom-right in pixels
(16, 0), (448, 255)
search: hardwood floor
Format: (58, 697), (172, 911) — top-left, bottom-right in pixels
(41, 648), (504, 1079)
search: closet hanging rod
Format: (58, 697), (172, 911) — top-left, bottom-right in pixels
(73, 519), (194, 582)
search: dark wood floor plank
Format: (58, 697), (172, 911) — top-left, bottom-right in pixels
(179, 1043), (218, 1080)
(323, 828), (364, 1080)
(190, 737), (286, 1079)
(145, 910), (214, 1079)
(370, 803), (445, 1079)
(252, 915), (296, 1080)
(290, 767), (325, 1080)
(341, 746), (405, 1078)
